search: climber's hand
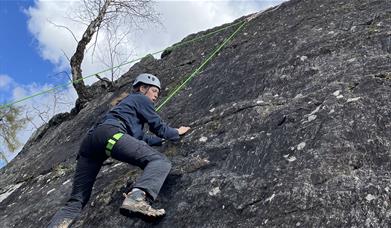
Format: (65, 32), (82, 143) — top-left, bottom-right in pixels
(177, 126), (191, 135)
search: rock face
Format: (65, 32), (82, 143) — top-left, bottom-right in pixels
(1, 0), (391, 227)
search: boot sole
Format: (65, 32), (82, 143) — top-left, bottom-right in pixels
(120, 206), (165, 222)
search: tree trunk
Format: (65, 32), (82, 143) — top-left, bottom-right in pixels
(70, 0), (112, 102)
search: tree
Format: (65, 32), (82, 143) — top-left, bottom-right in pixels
(95, 22), (133, 82)
(0, 106), (27, 165)
(69, 0), (157, 103)
(24, 88), (75, 131)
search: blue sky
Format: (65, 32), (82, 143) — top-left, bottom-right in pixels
(0, 0), (63, 104)
(0, 0), (284, 105)
(0, 0), (286, 168)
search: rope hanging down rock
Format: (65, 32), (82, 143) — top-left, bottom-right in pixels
(156, 9), (270, 111)
(0, 5), (276, 111)
(0, 21), (243, 110)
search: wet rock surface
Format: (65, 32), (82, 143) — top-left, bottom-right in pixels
(1, 0), (391, 227)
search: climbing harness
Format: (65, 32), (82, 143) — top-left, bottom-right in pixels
(105, 132), (124, 157)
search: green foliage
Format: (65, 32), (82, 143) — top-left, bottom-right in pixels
(0, 106), (27, 164)
(140, 54), (155, 63)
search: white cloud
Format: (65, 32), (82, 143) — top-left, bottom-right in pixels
(0, 74), (13, 89)
(26, 1), (83, 71)
(25, 0), (286, 83)
(1, 0), (287, 168)
(123, 0), (286, 56)
(11, 86), (28, 100)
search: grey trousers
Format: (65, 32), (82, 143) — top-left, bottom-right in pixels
(111, 133), (172, 200)
(47, 124), (171, 226)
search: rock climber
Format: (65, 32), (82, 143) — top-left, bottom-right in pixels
(48, 73), (190, 227)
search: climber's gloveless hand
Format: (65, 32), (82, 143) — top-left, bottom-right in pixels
(177, 126), (191, 135)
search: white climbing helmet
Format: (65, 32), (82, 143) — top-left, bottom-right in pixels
(132, 73), (161, 90)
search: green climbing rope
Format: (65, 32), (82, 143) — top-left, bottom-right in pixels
(156, 20), (247, 111)
(0, 20), (244, 110)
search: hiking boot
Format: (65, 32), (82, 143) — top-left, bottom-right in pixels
(58, 219), (73, 228)
(47, 218), (73, 228)
(120, 190), (165, 217)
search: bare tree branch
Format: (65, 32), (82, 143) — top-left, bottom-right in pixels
(61, 49), (71, 63)
(49, 71), (72, 85)
(47, 19), (79, 43)
(91, 24), (101, 62)
(70, 0), (113, 102)
(66, 0), (159, 102)
(25, 111), (39, 130)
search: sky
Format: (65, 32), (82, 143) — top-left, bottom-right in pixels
(0, 0), (53, 101)
(0, 0), (286, 168)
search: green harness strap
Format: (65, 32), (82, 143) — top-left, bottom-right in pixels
(105, 132), (124, 157)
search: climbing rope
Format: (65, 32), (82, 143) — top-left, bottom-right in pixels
(0, 21), (244, 110)
(156, 1), (278, 110)
(0, 7), (264, 111)
(156, 20), (247, 111)
(155, 8), (267, 111)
